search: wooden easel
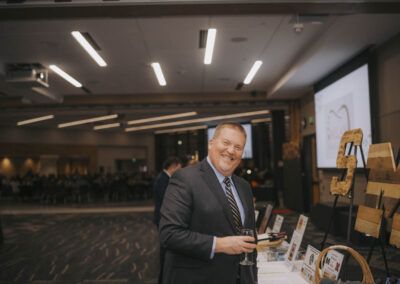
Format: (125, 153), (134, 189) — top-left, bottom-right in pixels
(320, 128), (368, 250)
(355, 142), (400, 279)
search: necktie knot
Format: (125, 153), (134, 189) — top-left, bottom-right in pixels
(223, 177), (231, 187)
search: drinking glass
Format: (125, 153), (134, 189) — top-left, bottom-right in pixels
(240, 228), (255, 266)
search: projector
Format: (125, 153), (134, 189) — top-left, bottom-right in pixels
(5, 63), (49, 88)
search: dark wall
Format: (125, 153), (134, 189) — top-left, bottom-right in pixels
(155, 130), (206, 172)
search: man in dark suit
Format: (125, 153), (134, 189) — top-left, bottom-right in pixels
(153, 156), (182, 227)
(153, 156), (182, 284)
(159, 122), (257, 284)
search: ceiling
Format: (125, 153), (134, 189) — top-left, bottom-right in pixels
(0, 1), (400, 131)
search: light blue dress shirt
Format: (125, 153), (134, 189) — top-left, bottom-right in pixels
(207, 157), (246, 258)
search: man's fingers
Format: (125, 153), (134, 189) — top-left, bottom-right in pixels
(240, 236), (255, 243)
(241, 241), (256, 249)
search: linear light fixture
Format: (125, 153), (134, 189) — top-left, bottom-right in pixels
(127, 112), (197, 125)
(94, 122), (120, 130)
(151, 62), (166, 86)
(125, 110), (269, 132)
(155, 125), (207, 134)
(58, 114), (118, 128)
(49, 65), (82, 88)
(244, 60), (263, 85)
(251, 118), (271, 124)
(17, 115), (54, 126)
(71, 31), (107, 67)
(204, 28), (217, 65)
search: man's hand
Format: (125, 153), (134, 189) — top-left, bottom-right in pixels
(215, 236), (256, 255)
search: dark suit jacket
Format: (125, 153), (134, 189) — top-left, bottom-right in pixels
(153, 171), (170, 227)
(159, 159), (257, 284)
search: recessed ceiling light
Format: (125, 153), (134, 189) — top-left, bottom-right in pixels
(204, 28), (217, 65)
(58, 114), (118, 128)
(151, 62), (166, 86)
(94, 122), (120, 130)
(155, 125), (207, 134)
(127, 112), (197, 125)
(125, 110), (269, 132)
(244, 61), (263, 85)
(71, 31), (107, 67)
(49, 65), (82, 88)
(17, 115), (54, 126)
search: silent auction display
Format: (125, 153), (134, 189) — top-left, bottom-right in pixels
(255, 128), (400, 284)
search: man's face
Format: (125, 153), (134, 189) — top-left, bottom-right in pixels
(208, 127), (246, 176)
(169, 163), (181, 175)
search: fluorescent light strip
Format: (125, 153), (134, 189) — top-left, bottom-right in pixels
(17, 115), (54, 126)
(155, 125), (207, 134)
(204, 28), (217, 65)
(125, 110), (269, 132)
(71, 31), (107, 67)
(151, 62), (166, 86)
(251, 118), (271, 124)
(244, 60), (263, 85)
(127, 112), (197, 125)
(58, 114), (118, 128)
(94, 122), (120, 130)
(49, 65), (82, 88)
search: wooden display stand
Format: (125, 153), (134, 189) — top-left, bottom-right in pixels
(320, 128), (368, 249)
(355, 205), (383, 238)
(354, 142), (400, 278)
(390, 213), (400, 248)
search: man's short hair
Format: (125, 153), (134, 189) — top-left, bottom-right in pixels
(163, 156), (182, 170)
(212, 122), (247, 140)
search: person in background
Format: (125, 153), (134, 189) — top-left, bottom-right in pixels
(153, 156), (182, 284)
(159, 122), (257, 284)
(153, 156), (182, 227)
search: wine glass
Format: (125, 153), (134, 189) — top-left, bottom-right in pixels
(240, 228), (255, 266)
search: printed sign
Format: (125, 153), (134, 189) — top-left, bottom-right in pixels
(300, 245), (320, 283)
(258, 204), (273, 234)
(272, 214), (284, 233)
(285, 215), (308, 270)
(321, 250), (344, 280)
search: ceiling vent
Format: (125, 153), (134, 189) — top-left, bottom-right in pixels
(5, 63), (49, 88)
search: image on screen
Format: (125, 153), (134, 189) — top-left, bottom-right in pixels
(207, 124), (253, 159)
(315, 64), (372, 168)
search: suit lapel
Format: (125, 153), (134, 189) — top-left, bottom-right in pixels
(199, 159), (237, 233)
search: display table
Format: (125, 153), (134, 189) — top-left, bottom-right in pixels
(257, 243), (308, 284)
(258, 261), (308, 284)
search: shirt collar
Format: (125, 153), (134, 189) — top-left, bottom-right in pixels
(206, 156), (231, 184)
(163, 169), (171, 178)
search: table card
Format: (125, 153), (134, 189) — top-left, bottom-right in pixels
(285, 215), (308, 270)
(300, 245), (320, 283)
(321, 249), (344, 280)
(258, 204), (274, 234)
(272, 214), (284, 233)
(255, 210), (260, 223)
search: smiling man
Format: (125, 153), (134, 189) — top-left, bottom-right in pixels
(159, 122), (257, 284)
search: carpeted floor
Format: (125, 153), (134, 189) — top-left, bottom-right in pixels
(0, 207), (399, 283)
(0, 213), (159, 284)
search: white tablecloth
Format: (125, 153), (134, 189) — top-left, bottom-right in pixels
(257, 261), (308, 284)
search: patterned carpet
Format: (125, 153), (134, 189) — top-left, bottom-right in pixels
(0, 213), (159, 284)
(0, 208), (399, 283)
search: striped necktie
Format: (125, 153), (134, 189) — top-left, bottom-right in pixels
(223, 177), (242, 233)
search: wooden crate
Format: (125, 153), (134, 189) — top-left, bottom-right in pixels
(390, 213), (400, 248)
(355, 205), (383, 238)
